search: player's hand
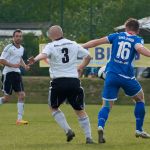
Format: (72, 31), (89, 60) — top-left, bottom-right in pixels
(24, 64), (30, 71)
(11, 63), (21, 68)
(27, 56), (35, 65)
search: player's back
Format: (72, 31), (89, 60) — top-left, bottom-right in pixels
(42, 38), (89, 79)
(106, 32), (143, 78)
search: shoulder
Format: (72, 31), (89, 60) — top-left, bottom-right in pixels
(120, 32), (126, 35)
(107, 32), (121, 39)
(134, 36), (144, 44)
(42, 42), (54, 54)
(3, 43), (13, 52)
(107, 32), (120, 43)
(45, 42), (54, 49)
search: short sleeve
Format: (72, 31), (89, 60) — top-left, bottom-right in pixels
(107, 33), (118, 44)
(42, 44), (52, 56)
(0, 45), (11, 60)
(77, 44), (90, 58)
(134, 37), (144, 48)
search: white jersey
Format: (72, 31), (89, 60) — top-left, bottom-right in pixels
(0, 43), (24, 74)
(42, 38), (90, 79)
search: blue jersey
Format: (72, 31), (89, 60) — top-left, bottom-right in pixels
(106, 32), (144, 78)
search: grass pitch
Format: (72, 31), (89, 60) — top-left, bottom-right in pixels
(0, 104), (150, 150)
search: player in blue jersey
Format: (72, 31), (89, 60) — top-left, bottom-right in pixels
(82, 18), (150, 143)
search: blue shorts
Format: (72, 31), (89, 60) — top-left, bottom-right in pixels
(102, 72), (142, 101)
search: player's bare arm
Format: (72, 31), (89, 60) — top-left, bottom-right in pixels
(78, 55), (91, 70)
(28, 53), (48, 65)
(82, 37), (109, 49)
(0, 59), (20, 68)
(77, 55), (91, 77)
(135, 44), (150, 57)
(20, 58), (30, 70)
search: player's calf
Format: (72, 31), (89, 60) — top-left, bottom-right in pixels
(97, 100), (113, 143)
(51, 109), (75, 142)
(16, 92), (26, 123)
(75, 110), (94, 143)
(133, 90), (149, 137)
(98, 100), (112, 130)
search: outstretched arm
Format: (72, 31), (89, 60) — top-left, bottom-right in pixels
(135, 44), (150, 57)
(20, 58), (30, 70)
(82, 37), (109, 49)
(28, 53), (48, 65)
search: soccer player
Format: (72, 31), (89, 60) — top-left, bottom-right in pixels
(82, 18), (150, 143)
(0, 29), (30, 125)
(28, 25), (94, 143)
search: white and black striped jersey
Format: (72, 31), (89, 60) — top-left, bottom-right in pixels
(42, 38), (90, 79)
(0, 43), (24, 74)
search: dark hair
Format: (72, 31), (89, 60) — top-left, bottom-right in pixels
(125, 18), (140, 32)
(13, 29), (22, 37)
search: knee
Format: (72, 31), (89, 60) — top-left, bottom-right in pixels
(51, 109), (63, 118)
(75, 110), (87, 118)
(51, 108), (60, 115)
(18, 92), (25, 100)
(133, 91), (144, 102)
(102, 100), (113, 110)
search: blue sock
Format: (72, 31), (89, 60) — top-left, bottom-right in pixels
(134, 101), (145, 131)
(98, 107), (110, 129)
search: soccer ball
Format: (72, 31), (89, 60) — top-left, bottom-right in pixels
(98, 66), (106, 80)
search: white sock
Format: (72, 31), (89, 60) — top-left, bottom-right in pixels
(78, 116), (92, 139)
(52, 111), (71, 133)
(17, 102), (24, 120)
(0, 97), (4, 104)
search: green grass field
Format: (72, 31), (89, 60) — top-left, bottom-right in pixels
(0, 104), (150, 150)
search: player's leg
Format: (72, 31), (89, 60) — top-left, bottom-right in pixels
(68, 84), (94, 144)
(16, 91), (28, 125)
(49, 79), (74, 142)
(97, 100), (114, 143)
(98, 72), (119, 143)
(0, 73), (12, 104)
(133, 90), (145, 132)
(74, 109), (94, 144)
(13, 73), (28, 125)
(50, 107), (74, 142)
(98, 100), (113, 130)
(122, 78), (150, 138)
(133, 90), (150, 138)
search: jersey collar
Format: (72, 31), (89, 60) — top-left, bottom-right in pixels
(126, 31), (136, 36)
(54, 37), (64, 41)
(12, 42), (21, 48)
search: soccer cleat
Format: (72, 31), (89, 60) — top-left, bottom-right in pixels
(16, 120), (29, 125)
(98, 127), (106, 143)
(86, 137), (95, 144)
(135, 130), (150, 138)
(66, 129), (75, 142)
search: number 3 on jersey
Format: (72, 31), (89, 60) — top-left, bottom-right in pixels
(116, 41), (131, 60)
(62, 48), (69, 63)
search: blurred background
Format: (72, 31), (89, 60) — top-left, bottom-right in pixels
(0, 0), (150, 78)
(0, 0), (150, 105)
